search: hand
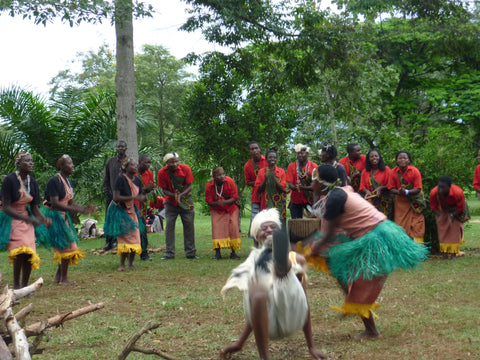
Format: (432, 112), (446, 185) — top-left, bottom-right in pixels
(43, 218), (53, 227)
(374, 187), (383, 194)
(309, 347), (329, 359)
(219, 342), (243, 358)
(144, 183), (156, 193)
(399, 187), (407, 195)
(135, 194), (147, 203)
(84, 205), (97, 214)
(29, 217), (41, 227)
(174, 191), (181, 203)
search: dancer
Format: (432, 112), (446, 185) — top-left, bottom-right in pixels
(388, 150), (426, 243)
(104, 157), (145, 271)
(43, 155), (95, 285)
(205, 167), (241, 260)
(286, 144), (317, 219)
(220, 209), (327, 360)
(430, 176), (469, 260)
(359, 149), (393, 219)
(338, 143), (366, 192)
(244, 141), (268, 247)
(255, 149), (287, 231)
(0, 152), (51, 289)
(307, 165), (428, 338)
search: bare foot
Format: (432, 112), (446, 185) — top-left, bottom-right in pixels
(58, 280), (77, 286)
(354, 330), (381, 340)
(118, 265), (126, 272)
(128, 265), (137, 270)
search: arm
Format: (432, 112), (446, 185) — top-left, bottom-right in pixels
(2, 197), (40, 226)
(219, 323), (252, 359)
(179, 183), (192, 198)
(30, 204), (52, 227)
(311, 216), (340, 256)
(49, 196), (95, 215)
(102, 161), (111, 195)
(161, 188), (176, 198)
(303, 308), (328, 359)
(113, 190), (146, 203)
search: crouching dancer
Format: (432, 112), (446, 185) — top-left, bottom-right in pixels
(219, 208), (327, 360)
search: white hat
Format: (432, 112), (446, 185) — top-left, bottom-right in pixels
(293, 143), (310, 153)
(163, 152), (179, 163)
(250, 208), (282, 240)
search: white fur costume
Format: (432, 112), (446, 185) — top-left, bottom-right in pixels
(221, 209), (309, 339)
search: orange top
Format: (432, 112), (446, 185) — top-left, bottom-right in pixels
(359, 167), (391, 191)
(388, 165), (422, 190)
(244, 156), (268, 203)
(430, 184), (465, 213)
(338, 155), (366, 177)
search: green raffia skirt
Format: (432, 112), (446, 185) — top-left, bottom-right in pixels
(40, 207), (78, 250)
(327, 220), (429, 286)
(104, 202), (145, 238)
(0, 209), (51, 250)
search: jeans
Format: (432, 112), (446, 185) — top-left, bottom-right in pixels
(164, 202), (196, 258)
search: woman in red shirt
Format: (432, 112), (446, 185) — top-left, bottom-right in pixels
(360, 150), (393, 219)
(205, 167), (241, 260)
(388, 151), (426, 243)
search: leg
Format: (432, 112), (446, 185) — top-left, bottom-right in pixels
(20, 254), (32, 288)
(59, 259), (76, 285)
(128, 252), (137, 269)
(357, 314), (381, 339)
(249, 202), (261, 248)
(290, 202), (304, 219)
(213, 247), (222, 260)
(163, 203), (178, 258)
(104, 196), (116, 250)
(13, 255), (22, 289)
(118, 253), (127, 271)
(249, 285), (270, 360)
(219, 323), (252, 359)
(140, 217), (151, 261)
(53, 264), (61, 283)
(180, 208), (196, 258)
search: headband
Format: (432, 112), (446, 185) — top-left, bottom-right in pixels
(163, 152), (179, 163)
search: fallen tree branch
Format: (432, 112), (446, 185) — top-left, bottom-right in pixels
(4, 307), (30, 360)
(131, 345), (181, 360)
(0, 335), (12, 360)
(12, 278), (43, 300)
(25, 302), (105, 337)
(15, 303), (34, 323)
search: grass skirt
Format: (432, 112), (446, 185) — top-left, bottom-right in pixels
(53, 250), (86, 265)
(8, 246), (41, 270)
(104, 203), (145, 238)
(327, 220), (428, 285)
(41, 207), (78, 250)
(117, 243), (142, 255)
(0, 209), (50, 250)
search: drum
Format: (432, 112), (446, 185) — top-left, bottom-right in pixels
(288, 218), (321, 244)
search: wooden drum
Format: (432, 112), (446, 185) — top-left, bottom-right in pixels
(288, 218), (321, 244)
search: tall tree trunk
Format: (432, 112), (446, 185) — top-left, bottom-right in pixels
(115, 0), (138, 160)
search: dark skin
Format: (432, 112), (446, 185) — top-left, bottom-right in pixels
(348, 145), (363, 181)
(257, 153), (286, 196)
(117, 142), (127, 161)
(434, 182), (459, 260)
(287, 150), (314, 193)
(247, 143), (262, 187)
(3, 154), (52, 289)
(207, 169), (239, 259)
(389, 153), (421, 196)
(114, 159), (146, 271)
(309, 181), (381, 339)
(161, 157), (192, 204)
(50, 156), (96, 285)
(361, 151), (388, 198)
(138, 156), (156, 194)
(220, 221), (328, 360)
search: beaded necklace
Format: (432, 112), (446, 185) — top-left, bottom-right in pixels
(57, 173), (74, 200)
(15, 171), (30, 196)
(215, 182), (224, 198)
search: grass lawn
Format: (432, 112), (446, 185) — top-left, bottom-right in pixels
(1, 199), (480, 360)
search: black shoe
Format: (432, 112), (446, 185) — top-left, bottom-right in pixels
(161, 256), (174, 260)
(141, 256), (153, 261)
(186, 255), (200, 259)
(103, 243), (113, 251)
(212, 254), (222, 260)
(230, 253), (240, 260)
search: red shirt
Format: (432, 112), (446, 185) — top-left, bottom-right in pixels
(157, 164), (194, 206)
(134, 169), (155, 209)
(205, 176), (238, 214)
(359, 167), (391, 192)
(255, 166), (287, 211)
(244, 156), (268, 203)
(338, 155), (366, 177)
(286, 160), (318, 204)
(388, 165), (422, 190)
(473, 165), (480, 191)
(430, 184), (465, 212)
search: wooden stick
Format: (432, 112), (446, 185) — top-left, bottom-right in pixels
(0, 335), (13, 360)
(25, 302), (104, 337)
(12, 278), (43, 300)
(4, 307), (30, 360)
(131, 345), (181, 360)
(15, 303), (34, 323)
(117, 321), (181, 360)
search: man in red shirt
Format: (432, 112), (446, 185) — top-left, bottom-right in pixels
(157, 153), (198, 260)
(286, 144), (317, 219)
(136, 154), (156, 261)
(244, 142), (268, 247)
(338, 143), (366, 192)
(430, 175), (470, 260)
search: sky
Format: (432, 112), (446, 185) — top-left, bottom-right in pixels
(0, 0), (226, 95)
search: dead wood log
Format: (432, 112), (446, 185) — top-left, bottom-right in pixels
(15, 303), (34, 323)
(25, 302), (104, 337)
(117, 321), (180, 360)
(12, 278), (43, 300)
(4, 307), (30, 360)
(0, 335), (13, 360)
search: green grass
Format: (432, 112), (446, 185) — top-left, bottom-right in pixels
(1, 203), (480, 359)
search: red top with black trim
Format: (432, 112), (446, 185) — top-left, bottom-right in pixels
(430, 184), (465, 212)
(359, 167), (391, 191)
(286, 160), (317, 204)
(388, 165), (422, 190)
(244, 156), (268, 203)
(205, 176), (238, 214)
(338, 155), (366, 176)
(254, 166), (287, 211)
(157, 164), (194, 206)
